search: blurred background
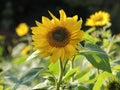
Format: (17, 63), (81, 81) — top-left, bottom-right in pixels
(0, 0), (120, 56)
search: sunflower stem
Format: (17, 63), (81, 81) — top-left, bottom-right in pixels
(56, 59), (64, 90)
(70, 56), (75, 82)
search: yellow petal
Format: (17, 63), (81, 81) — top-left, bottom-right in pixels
(50, 48), (61, 62)
(48, 11), (59, 23)
(42, 16), (53, 27)
(59, 9), (67, 21)
(73, 15), (78, 21)
(64, 44), (76, 60)
(35, 20), (42, 27)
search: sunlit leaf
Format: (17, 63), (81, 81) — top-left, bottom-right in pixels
(0, 85), (3, 90)
(83, 33), (98, 43)
(26, 50), (40, 62)
(78, 72), (90, 83)
(63, 68), (78, 81)
(79, 43), (112, 73)
(13, 55), (28, 65)
(113, 65), (120, 70)
(48, 61), (59, 76)
(74, 69), (89, 80)
(93, 71), (112, 90)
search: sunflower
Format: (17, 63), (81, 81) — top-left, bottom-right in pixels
(105, 80), (120, 90)
(16, 23), (29, 37)
(21, 46), (31, 55)
(31, 9), (84, 62)
(85, 11), (110, 26)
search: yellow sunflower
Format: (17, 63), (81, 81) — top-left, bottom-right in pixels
(21, 46), (31, 55)
(31, 9), (84, 62)
(85, 11), (110, 26)
(16, 23), (29, 37)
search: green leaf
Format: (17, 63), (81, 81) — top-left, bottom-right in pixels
(13, 55), (28, 65)
(0, 46), (4, 56)
(33, 80), (49, 90)
(78, 72), (90, 83)
(78, 85), (89, 90)
(93, 72), (112, 90)
(19, 67), (43, 84)
(0, 85), (3, 90)
(79, 43), (112, 73)
(5, 71), (19, 83)
(110, 60), (120, 67)
(113, 65), (120, 70)
(63, 68), (78, 81)
(12, 67), (44, 90)
(74, 69), (89, 80)
(48, 61), (59, 76)
(86, 27), (96, 33)
(26, 50), (40, 62)
(83, 33), (98, 43)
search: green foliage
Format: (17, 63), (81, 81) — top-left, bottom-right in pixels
(13, 67), (44, 90)
(93, 72), (112, 90)
(79, 43), (111, 72)
(63, 68), (78, 81)
(48, 61), (60, 76)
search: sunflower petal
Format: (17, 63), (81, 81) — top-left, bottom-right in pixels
(73, 15), (78, 21)
(35, 20), (42, 27)
(59, 9), (67, 21)
(50, 49), (61, 62)
(42, 16), (52, 27)
(48, 11), (59, 23)
(31, 27), (40, 34)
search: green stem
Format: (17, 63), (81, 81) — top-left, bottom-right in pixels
(56, 59), (64, 90)
(70, 56), (75, 82)
(63, 59), (68, 73)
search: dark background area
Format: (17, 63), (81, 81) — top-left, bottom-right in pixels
(0, 0), (120, 40)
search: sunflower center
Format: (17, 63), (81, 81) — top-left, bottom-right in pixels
(52, 29), (67, 41)
(47, 27), (70, 47)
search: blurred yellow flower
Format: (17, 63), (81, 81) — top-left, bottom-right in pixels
(85, 11), (110, 26)
(31, 9), (84, 62)
(21, 46), (31, 55)
(16, 23), (29, 37)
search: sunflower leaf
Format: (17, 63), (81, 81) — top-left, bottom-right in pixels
(12, 67), (44, 90)
(63, 68), (78, 81)
(26, 50), (40, 62)
(93, 71), (112, 90)
(79, 43), (111, 73)
(48, 61), (60, 76)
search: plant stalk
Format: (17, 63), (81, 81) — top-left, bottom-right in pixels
(56, 59), (64, 90)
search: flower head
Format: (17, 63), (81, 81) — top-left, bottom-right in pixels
(31, 9), (84, 62)
(105, 80), (120, 90)
(21, 46), (31, 55)
(16, 23), (29, 37)
(85, 11), (110, 26)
